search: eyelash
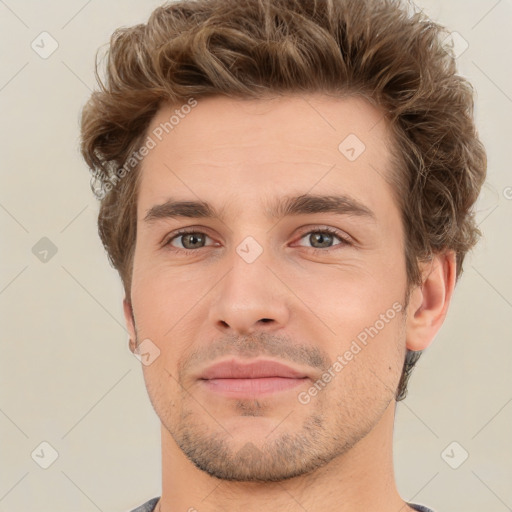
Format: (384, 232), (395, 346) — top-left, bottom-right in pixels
(163, 227), (352, 255)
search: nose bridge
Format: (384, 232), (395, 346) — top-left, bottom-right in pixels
(208, 229), (290, 334)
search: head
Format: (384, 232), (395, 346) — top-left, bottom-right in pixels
(80, 0), (486, 482)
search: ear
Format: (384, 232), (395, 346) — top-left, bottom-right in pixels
(123, 297), (137, 354)
(405, 250), (457, 351)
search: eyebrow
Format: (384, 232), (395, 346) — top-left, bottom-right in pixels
(143, 193), (376, 224)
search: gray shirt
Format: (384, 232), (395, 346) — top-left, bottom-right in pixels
(129, 497), (436, 512)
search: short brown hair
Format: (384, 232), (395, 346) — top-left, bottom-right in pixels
(79, 0), (487, 401)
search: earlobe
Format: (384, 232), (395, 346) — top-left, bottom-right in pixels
(123, 297), (137, 353)
(405, 251), (457, 352)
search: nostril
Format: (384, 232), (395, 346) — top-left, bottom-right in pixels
(260, 318), (273, 323)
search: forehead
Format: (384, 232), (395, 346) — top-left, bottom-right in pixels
(136, 94), (396, 221)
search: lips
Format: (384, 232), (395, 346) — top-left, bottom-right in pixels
(198, 358), (310, 397)
(199, 358), (308, 380)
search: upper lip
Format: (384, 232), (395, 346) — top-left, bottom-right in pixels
(199, 358), (309, 380)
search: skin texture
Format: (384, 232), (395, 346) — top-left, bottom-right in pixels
(123, 94), (456, 512)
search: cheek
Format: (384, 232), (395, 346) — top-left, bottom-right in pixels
(325, 316), (405, 410)
(297, 259), (406, 339)
(130, 251), (202, 330)
(304, 264), (407, 389)
(140, 360), (180, 423)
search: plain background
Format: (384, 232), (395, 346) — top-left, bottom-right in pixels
(0, 0), (511, 511)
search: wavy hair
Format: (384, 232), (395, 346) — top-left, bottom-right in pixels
(80, 0), (487, 401)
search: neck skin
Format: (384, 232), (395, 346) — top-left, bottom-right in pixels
(157, 400), (413, 512)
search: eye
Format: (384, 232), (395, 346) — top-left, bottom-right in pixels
(163, 226), (352, 254)
(295, 227), (351, 251)
(164, 229), (214, 251)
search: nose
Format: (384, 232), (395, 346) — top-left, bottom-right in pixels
(208, 245), (290, 335)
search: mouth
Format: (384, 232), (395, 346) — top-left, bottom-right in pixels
(198, 358), (310, 398)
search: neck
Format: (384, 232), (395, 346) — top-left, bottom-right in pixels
(157, 400), (412, 512)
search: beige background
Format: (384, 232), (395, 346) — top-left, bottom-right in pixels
(1, 0), (511, 511)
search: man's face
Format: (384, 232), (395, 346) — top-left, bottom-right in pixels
(125, 94), (410, 481)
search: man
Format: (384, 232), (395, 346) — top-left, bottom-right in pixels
(79, 0), (487, 511)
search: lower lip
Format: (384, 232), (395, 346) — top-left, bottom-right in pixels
(201, 377), (308, 397)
